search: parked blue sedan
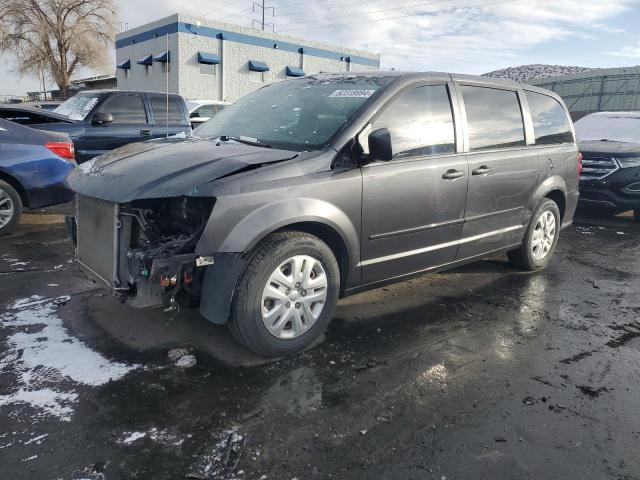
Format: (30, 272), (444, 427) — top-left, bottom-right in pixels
(0, 119), (76, 235)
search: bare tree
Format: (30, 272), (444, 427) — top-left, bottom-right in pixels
(0, 0), (118, 97)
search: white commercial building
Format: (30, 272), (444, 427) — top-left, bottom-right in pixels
(115, 14), (381, 102)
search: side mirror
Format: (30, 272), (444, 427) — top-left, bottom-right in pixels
(368, 128), (393, 161)
(92, 112), (113, 126)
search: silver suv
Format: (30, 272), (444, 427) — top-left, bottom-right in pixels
(67, 72), (580, 357)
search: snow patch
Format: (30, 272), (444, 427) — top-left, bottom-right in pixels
(120, 427), (191, 447)
(122, 431), (147, 444)
(0, 295), (139, 422)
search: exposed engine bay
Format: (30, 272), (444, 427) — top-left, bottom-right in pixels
(121, 197), (215, 309)
(74, 194), (215, 311)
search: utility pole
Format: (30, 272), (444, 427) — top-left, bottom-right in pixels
(252, 0), (274, 31)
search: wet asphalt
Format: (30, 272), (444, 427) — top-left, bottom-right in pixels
(0, 207), (639, 480)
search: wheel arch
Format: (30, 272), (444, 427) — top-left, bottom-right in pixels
(272, 221), (350, 293)
(0, 169), (27, 207)
(198, 200), (361, 325)
(529, 175), (568, 221)
(544, 189), (567, 223)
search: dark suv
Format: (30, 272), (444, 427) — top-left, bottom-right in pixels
(67, 72), (580, 357)
(574, 111), (640, 221)
(15, 90), (191, 163)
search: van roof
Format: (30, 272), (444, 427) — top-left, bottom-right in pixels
(79, 89), (183, 97)
(305, 71), (524, 88)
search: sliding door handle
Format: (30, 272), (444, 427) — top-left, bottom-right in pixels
(472, 166), (493, 176)
(442, 169), (465, 180)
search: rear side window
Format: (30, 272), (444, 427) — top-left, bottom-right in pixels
(461, 86), (525, 151)
(98, 94), (147, 124)
(371, 85), (456, 159)
(0, 110), (57, 125)
(526, 91), (574, 145)
(193, 105), (214, 117)
(150, 96), (184, 125)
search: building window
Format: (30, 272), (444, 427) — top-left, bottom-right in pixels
(250, 70), (265, 83)
(162, 62), (170, 74)
(200, 63), (217, 76)
(146, 66), (152, 76)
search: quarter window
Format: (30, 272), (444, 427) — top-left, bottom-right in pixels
(150, 96), (184, 125)
(461, 86), (525, 151)
(97, 94), (147, 124)
(371, 85), (456, 159)
(526, 91), (574, 145)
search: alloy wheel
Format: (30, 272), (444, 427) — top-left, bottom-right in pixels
(531, 210), (556, 260)
(0, 187), (15, 229)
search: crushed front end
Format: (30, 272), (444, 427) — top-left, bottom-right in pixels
(75, 194), (215, 310)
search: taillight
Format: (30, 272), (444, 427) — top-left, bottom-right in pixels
(577, 152), (583, 176)
(46, 141), (75, 161)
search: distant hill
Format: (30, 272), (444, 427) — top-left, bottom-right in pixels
(482, 64), (595, 83)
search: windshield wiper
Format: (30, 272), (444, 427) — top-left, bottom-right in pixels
(219, 135), (272, 148)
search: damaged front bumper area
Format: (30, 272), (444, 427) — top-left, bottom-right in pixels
(74, 194), (217, 310)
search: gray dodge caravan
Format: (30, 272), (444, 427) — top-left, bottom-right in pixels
(67, 72), (580, 357)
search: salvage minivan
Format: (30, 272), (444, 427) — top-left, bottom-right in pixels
(67, 72), (580, 357)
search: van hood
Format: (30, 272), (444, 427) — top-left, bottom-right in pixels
(66, 137), (299, 202)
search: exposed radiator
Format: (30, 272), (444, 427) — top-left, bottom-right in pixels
(76, 194), (123, 287)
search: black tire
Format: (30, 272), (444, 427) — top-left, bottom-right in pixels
(0, 180), (22, 236)
(507, 199), (561, 271)
(229, 231), (340, 357)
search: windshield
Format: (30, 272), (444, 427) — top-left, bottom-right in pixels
(54, 92), (101, 121)
(575, 113), (640, 144)
(194, 75), (394, 149)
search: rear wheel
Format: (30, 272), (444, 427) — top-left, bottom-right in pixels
(0, 180), (22, 236)
(508, 199), (560, 271)
(229, 231), (340, 357)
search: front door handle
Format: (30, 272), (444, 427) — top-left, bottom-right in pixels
(140, 129), (152, 136)
(472, 166), (493, 176)
(442, 169), (465, 180)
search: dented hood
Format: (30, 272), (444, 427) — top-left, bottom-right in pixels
(66, 137), (299, 202)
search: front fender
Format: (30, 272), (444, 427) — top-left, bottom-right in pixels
(197, 197), (360, 266)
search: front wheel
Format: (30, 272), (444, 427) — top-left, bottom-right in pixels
(229, 231), (340, 357)
(508, 199), (561, 271)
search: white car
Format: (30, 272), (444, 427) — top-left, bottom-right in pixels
(186, 100), (229, 128)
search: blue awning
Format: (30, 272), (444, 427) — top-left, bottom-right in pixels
(286, 66), (305, 77)
(198, 52), (220, 65)
(248, 60), (269, 72)
(117, 59), (131, 70)
(153, 51), (170, 63)
(137, 54), (153, 66)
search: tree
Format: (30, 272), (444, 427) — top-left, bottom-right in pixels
(0, 0), (118, 97)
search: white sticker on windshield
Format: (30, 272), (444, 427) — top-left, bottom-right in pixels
(329, 89), (376, 98)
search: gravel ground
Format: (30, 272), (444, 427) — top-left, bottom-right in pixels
(0, 208), (639, 480)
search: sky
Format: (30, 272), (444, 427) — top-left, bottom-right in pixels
(2, 0), (640, 97)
